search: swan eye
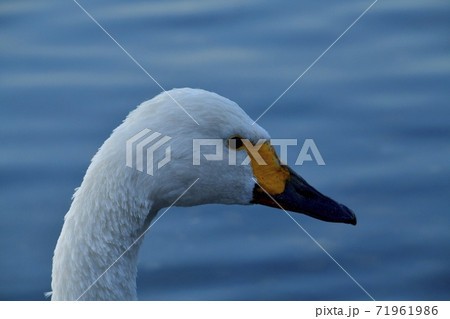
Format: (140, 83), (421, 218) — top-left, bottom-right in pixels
(227, 135), (245, 150)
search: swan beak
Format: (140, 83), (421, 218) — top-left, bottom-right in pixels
(252, 165), (357, 225)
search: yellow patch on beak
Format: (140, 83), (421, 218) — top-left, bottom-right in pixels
(244, 141), (290, 195)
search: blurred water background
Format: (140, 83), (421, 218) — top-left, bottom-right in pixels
(1, 0), (449, 300)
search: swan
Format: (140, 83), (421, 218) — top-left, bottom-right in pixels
(50, 88), (356, 300)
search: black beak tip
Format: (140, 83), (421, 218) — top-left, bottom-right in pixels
(340, 204), (357, 226)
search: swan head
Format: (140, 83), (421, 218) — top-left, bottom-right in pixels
(115, 88), (356, 225)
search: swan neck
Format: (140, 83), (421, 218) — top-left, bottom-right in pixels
(51, 161), (156, 300)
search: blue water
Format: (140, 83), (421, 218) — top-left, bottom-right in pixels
(1, 0), (449, 300)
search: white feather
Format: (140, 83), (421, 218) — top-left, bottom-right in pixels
(51, 88), (270, 300)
